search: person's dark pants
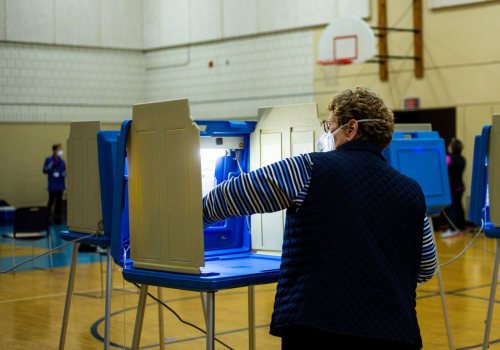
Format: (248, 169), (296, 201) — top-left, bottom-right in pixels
(445, 189), (465, 230)
(281, 326), (419, 350)
(47, 190), (63, 224)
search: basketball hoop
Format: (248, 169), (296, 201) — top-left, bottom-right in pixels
(316, 16), (375, 87)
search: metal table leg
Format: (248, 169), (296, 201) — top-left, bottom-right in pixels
(200, 292), (208, 326)
(104, 248), (112, 350)
(59, 242), (80, 350)
(483, 239), (500, 350)
(158, 287), (165, 350)
(206, 291), (215, 350)
(429, 217), (454, 350)
(131, 284), (149, 350)
(248, 286), (256, 350)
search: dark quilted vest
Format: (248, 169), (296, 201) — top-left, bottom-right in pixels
(270, 140), (426, 348)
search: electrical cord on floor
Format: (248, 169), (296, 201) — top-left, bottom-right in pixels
(0, 223), (103, 274)
(131, 283), (235, 350)
(418, 219), (484, 287)
(440, 208), (495, 254)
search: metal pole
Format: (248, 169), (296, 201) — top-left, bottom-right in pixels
(157, 287), (165, 350)
(200, 292), (208, 327)
(483, 239), (500, 349)
(429, 216), (454, 350)
(104, 248), (112, 350)
(59, 242), (80, 350)
(131, 284), (149, 350)
(248, 286), (256, 350)
(206, 292), (215, 350)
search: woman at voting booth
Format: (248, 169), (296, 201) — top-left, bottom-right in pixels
(203, 87), (437, 349)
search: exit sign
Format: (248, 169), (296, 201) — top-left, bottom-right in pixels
(403, 96), (420, 110)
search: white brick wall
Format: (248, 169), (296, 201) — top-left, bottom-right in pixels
(0, 29), (314, 122)
(145, 30), (314, 120)
(0, 43), (145, 122)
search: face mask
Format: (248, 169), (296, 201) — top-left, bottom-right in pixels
(57, 150), (64, 157)
(317, 132), (335, 152)
(321, 118), (384, 152)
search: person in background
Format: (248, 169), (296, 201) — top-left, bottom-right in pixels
(203, 87), (436, 349)
(441, 138), (466, 238)
(43, 143), (66, 224)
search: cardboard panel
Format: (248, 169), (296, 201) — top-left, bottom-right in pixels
(67, 121), (102, 233)
(129, 99), (204, 274)
(250, 103), (322, 252)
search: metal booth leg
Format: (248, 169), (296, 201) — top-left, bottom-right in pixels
(248, 286), (256, 350)
(483, 239), (500, 350)
(59, 242), (80, 350)
(131, 284), (149, 350)
(206, 291), (215, 350)
(104, 247), (113, 350)
(200, 292), (208, 326)
(428, 216), (454, 350)
(157, 287), (165, 350)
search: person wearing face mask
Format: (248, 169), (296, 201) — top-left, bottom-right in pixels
(203, 87), (435, 349)
(43, 143), (66, 224)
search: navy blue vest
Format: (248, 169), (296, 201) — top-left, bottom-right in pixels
(270, 140), (426, 347)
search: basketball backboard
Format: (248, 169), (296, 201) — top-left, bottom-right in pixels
(317, 16), (375, 65)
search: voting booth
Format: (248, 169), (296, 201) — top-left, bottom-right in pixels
(107, 99), (323, 349)
(114, 100), (324, 275)
(383, 130), (451, 214)
(468, 115), (500, 349)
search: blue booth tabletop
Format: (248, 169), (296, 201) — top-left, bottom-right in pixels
(122, 252), (281, 292)
(60, 230), (111, 246)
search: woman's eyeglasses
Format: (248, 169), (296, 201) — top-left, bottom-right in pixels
(322, 120), (335, 132)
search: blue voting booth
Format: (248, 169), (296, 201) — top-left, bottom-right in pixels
(383, 131), (451, 215)
(104, 119), (281, 350)
(468, 122), (500, 349)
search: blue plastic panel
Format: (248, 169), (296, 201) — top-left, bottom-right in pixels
(468, 125), (500, 237)
(60, 230), (111, 246)
(111, 120), (132, 266)
(383, 131), (451, 215)
(195, 121), (256, 257)
(469, 131), (488, 226)
(122, 252), (280, 292)
(97, 131), (120, 236)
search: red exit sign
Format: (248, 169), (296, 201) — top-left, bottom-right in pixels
(403, 96), (420, 110)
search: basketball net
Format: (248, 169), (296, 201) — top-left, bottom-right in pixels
(317, 59), (351, 87)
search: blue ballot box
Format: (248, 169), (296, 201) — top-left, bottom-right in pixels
(108, 119), (281, 291)
(383, 131), (451, 215)
(469, 125), (500, 237)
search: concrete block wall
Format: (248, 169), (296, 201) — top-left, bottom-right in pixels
(145, 30), (315, 120)
(0, 43), (145, 122)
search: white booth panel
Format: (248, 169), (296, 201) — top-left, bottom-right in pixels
(67, 122), (102, 234)
(250, 103), (322, 252)
(129, 99), (204, 274)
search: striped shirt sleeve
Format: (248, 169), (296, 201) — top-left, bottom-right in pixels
(417, 216), (437, 283)
(202, 154), (313, 227)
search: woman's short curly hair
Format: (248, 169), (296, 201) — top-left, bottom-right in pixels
(327, 87), (395, 150)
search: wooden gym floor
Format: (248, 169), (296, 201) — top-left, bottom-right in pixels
(2, 223), (500, 349)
